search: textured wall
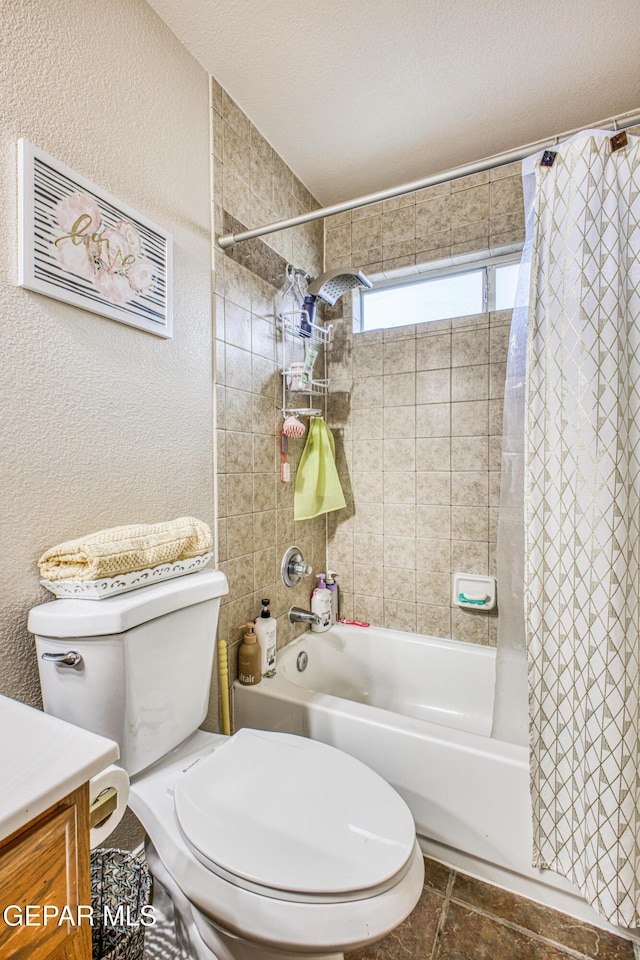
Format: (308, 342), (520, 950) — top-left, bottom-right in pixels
(0, 2), (213, 715)
(324, 166), (525, 644)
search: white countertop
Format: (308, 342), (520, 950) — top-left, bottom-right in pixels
(0, 694), (119, 840)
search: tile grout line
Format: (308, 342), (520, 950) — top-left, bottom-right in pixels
(446, 895), (620, 960)
(430, 870), (457, 960)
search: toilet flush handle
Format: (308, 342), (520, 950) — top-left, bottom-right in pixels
(41, 650), (83, 667)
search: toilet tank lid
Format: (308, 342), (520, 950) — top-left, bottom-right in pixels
(28, 570), (228, 638)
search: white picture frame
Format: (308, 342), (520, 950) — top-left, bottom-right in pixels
(17, 139), (173, 338)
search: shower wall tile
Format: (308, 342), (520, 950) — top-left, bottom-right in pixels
(416, 334), (452, 369)
(416, 369), (451, 404)
(452, 327), (490, 366)
(383, 372), (416, 406)
(352, 406), (383, 439)
(383, 438), (415, 472)
(383, 193), (416, 211)
(329, 303), (506, 642)
(415, 195), (451, 237)
(383, 253), (417, 274)
(354, 563), (384, 596)
(490, 176), (524, 217)
(383, 240), (416, 262)
(449, 184), (490, 226)
(384, 568), (416, 602)
(416, 603), (451, 638)
(384, 338), (416, 373)
(451, 471), (489, 506)
(451, 400), (489, 436)
(384, 599), (417, 632)
(451, 607), (489, 644)
(451, 506), (489, 542)
(325, 159), (521, 644)
(212, 77), (327, 709)
(383, 471), (416, 504)
(384, 405), (417, 439)
(416, 571), (450, 606)
(416, 538), (451, 571)
(417, 505), (451, 539)
(453, 220), (490, 246)
(383, 206), (416, 244)
(417, 471), (451, 505)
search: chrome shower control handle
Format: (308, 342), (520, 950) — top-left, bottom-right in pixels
(281, 546), (313, 587)
(41, 650), (83, 666)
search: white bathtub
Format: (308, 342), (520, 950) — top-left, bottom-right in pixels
(233, 624), (621, 932)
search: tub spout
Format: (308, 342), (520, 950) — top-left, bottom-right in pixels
(288, 606), (321, 625)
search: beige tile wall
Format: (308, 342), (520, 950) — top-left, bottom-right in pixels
(211, 73), (525, 653)
(211, 77), (327, 682)
(325, 164), (524, 277)
(324, 164), (525, 644)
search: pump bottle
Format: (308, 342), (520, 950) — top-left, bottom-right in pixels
(310, 574), (332, 633)
(238, 623), (261, 685)
(326, 571), (339, 624)
(254, 598), (277, 675)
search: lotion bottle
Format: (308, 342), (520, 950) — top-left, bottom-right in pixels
(326, 571), (339, 624)
(310, 574), (332, 633)
(254, 598), (277, 675)
(238, 624), (261, 685)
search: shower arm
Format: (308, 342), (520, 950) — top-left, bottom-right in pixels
(217, 108), (640, 249)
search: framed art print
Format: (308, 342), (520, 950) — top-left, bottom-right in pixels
(18, 139), (173, 337)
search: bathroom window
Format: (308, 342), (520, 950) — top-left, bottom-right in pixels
(358, 255), (521, 332)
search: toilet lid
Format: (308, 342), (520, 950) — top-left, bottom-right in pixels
(174, 729), (416, 900)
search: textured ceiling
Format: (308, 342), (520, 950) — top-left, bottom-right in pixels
(147, 0), (640, 205)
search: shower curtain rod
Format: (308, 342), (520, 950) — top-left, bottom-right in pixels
(217, 108), (640, 249)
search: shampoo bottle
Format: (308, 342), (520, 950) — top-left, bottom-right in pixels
(310, 574), (332, 633)
(254, 598), (277, 675)
(238, 624), (261, 685)
(326, 571), (339, 624)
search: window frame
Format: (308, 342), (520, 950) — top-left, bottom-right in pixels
(356, 251), (522, 333)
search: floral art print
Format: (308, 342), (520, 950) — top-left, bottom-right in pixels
(18, 140), (173, 337)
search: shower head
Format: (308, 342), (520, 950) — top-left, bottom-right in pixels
(307, 268), (372, 306)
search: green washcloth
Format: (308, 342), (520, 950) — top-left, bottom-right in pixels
(294, 417), (346, 520)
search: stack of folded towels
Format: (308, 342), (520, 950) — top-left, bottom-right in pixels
(38, 516), (212, 582)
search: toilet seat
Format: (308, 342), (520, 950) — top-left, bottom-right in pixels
(174, 728), (416, 903)
(129, 729), (425, 954)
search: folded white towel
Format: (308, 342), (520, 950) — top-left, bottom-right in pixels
(38, 516), (212, 582)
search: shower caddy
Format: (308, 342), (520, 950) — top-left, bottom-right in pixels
(277, 309), (332, 421)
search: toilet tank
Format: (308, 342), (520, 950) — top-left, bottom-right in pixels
(28, 570), (228, 775)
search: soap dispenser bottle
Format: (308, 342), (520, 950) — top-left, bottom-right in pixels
(254, 598), (277, 675)
(326, 571), (339, 624)
(310, 574), (332, 633)
(238, 624), (261, 685)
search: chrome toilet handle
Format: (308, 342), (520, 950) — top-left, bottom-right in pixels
(41, 650), (83, 667)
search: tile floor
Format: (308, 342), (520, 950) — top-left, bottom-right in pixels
(142, 855), (636, 960)
(345, 857), (636, 960)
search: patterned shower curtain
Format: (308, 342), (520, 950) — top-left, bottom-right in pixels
(525, 133), (640, 926)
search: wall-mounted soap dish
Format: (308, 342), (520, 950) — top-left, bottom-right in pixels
(453, 573), (496, 611)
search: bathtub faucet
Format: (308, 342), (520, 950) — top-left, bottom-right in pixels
(288, 606), (321, 625)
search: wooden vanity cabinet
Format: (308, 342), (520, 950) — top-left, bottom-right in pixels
(0, 783), (91, 960)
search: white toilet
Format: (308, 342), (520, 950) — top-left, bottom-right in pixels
(29, 570), (424, 960)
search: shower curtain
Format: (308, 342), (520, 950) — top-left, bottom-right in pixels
(525, 132), (640, 925)
(491, 157), (536, 747)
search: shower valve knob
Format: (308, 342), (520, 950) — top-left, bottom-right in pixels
(281, 546), (313, 588)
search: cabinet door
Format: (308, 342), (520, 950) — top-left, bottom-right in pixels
(0, 784), (91, 960)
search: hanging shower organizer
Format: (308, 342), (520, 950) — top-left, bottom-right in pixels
(277, 310), (333, 420)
